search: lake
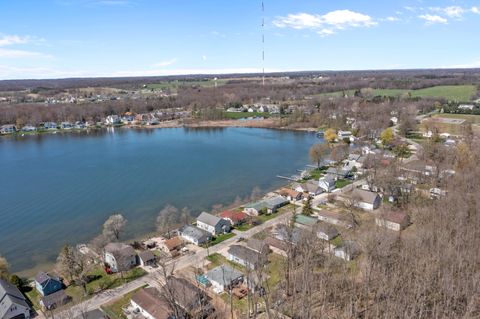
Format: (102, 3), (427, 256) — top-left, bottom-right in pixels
(0, 127), (319, 274)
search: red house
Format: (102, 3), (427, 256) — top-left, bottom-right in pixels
(219, 211), (248, 226)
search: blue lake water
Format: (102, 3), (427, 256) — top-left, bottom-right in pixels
(0, 127), (319, 273)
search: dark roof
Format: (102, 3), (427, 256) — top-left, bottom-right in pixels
(205, 265), (243, 287)
(104, 243), (136, 259)
(165, 277), (208, 312)
(131, 287), (171, 319)
(179, 225), (211, 241)
(74, 309), (107, 319)
(0, 279), (30, 318)
(138, 250), (155, 262)
(228, 245), (262, 266)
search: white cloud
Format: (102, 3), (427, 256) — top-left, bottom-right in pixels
(0, 35), (30, 47)
(0, 48), (52, 58)
(472, 7), (480, 14)
(418, 14), (448, 25)
(317, 28), (335, 37)
(431, 6), (464, 18)
(384, 16), (400, 22)
(202, 55), (207, 61)
(152, 58), (177, 67)
(441, 59), (480, 69)
(273, 9), (376, 35)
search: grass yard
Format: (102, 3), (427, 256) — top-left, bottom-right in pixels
(224, 112), (269, 119)
(209, 233), (236, 246)
(101, 286), (147, 319)
(335, 179), (352, 189)
(25, 288), (41, 310)
(307, 167), (328, 180)
(235, 223), (254, 232)
(205, 253), (246, 272)
(65, 267), (147, 302)
(266, 254), (284, 287)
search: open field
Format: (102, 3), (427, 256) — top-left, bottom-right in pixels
(421, 113), (480, 135)
(145, 79), (229, 91)
(312, 85), (477, 101)
(224, 112), (270, 119)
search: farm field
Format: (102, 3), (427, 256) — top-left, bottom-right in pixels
(145, 79), (229, 91)
(421, 113), (480, 135)
(312, 85), (477, 101)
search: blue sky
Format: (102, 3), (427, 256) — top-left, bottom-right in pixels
(0, 0), (479, 79)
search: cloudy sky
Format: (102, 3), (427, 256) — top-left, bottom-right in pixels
(0, 0), (479, 79)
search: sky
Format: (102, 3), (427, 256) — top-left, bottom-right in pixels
(0, 0), (479, 80)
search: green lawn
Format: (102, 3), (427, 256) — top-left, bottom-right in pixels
(25, 288), (41, 310)
(101, 286), (147, 319)
(65, 267), (147, 302)
(335, 179), (352, 189)
(330, 236), (343, 248)
(235, 223), (254, 232)
(224, 112), (269, 119)
(306, 167), (328, 180)
(209, 233), (236, 246)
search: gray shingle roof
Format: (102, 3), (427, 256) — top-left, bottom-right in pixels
(35, 272), (61, 285)
(197, 212), (221, 227)
(104, 243), (136, 259)
(205, 265), (243, 287)
(179, 225), (210, 241)
(228, 245), (261, 266)
(0, 279), (30, 318)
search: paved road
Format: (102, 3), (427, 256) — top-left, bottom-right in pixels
(54, 212), (292, 319)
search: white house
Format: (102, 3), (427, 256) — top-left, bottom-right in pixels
(104, 243), (137, 273)
(0, 279), (31, 319)
(196, 212), (230, 236)
(178, 225), (211, 245)
(342, 189), (381, 211)
(0, 125), (16, 134)
(375, 212), (410, 231)
(318, 175), (336, 193)
(105, 115), (121, 125)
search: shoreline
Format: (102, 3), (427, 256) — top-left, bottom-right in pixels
(1, 118), (319, 140)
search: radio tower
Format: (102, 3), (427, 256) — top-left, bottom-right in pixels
(262, 0), (265, 86)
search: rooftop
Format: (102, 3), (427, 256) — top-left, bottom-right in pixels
(205, 265), (243, 287)
(197, 212), (221, 226)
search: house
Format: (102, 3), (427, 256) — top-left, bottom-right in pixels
(60, 122), (73, 129)
(263, 196), (289, 214)
(375, 212), (410, 231)
(21, 125), (36, 132)
(341, 189), (381, 211)
(43, 122), (57, 130)
(39, 289), (70, 310)
(205, 265), (244, 294)
(104, 243), (137, 273)
(0, 125), (16, 134)
(264, 236), (289, 256)
(277, 188), (303, 201)
(243, 201), (267, 216)
(458, 104), (474, 111)
(0, 279), (31, 319)
(130, 287), (173, 319)
(227, 245), (264, 269)
(35, 272), (63, 297)
(316, 223), (339, 241)
(337, 130), (352, 140)
(178, 225), (211, 246)
(196, 212), (230, 236)
(272, 225), (302, 245)
(219, 211), (248, 226)
(73, 309), (108, 319)
(294, 214), (318, 229)
(317, 210), (354, 229)
(158, 236), (183, 256)
(105, 115), (121, 125)
(137, 250), (156, 266)
(334, 241), (359, 261)
(246, 238), (269, 255)
(401, 160), (435, 180)
(325, 167), (350, 180)
(164, 276), (212, 317)
(293, 181), (323, 196)
(318, 175), (336, 193)
(74, 121), (86, 129)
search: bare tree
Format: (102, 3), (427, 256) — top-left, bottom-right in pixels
(102, 214), (127, 241)
(309, 143), (329, 168)
(0, 255), (9, 280)
(156, 205), (179, 239)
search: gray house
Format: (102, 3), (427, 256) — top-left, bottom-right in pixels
(264, 196), (289, 214)
(104, 243), (137, 273)
(0, 279), (31, 319)
(196, 212), (230, 236)
(179, 225), (211, 245)
(205, 265), (244, 293)
(318, 175), (336, 193)
(227, 245), (264, 269)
